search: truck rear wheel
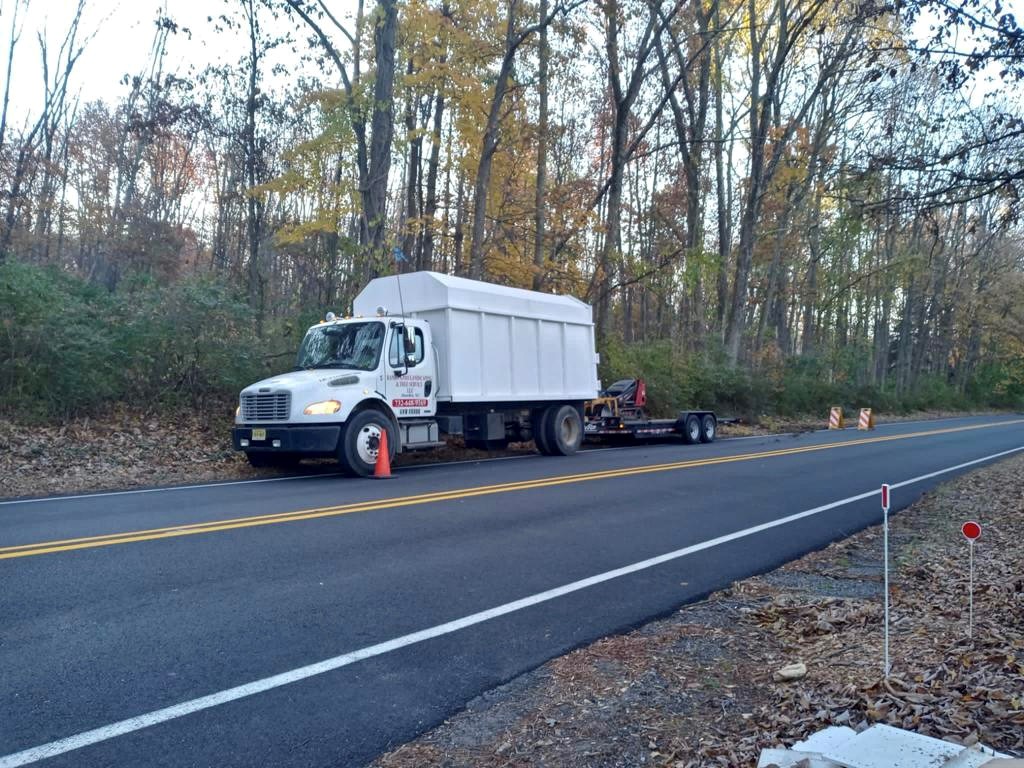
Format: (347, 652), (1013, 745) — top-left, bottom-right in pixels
(532, 408), (554, 455)
(338, 410), (396, 477)
(700, 414), (717, 443)
(682, 414), (701, 444)
(545, 405), (583, 456)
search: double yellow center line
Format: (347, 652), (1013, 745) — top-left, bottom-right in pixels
(3, 419), (1021, 561)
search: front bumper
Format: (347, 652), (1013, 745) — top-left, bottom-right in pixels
(233, 424), (342, 455)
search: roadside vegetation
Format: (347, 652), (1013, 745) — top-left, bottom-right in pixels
(2, 258), (1021, 426)
(1, 0), (1023, 426)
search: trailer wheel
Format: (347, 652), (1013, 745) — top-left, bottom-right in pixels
(699, 414), (717, 443)
(338, 410), (396, 477)
(682, 414), (701, 444)
(532, 408), (554, 455)
(545, 405), (584, 456)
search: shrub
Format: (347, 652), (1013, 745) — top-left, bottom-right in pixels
(0, 262), (274, 420)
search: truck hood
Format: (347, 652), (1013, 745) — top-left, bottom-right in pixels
(238, 369), (372, 423)
(243, 369), (357, 391)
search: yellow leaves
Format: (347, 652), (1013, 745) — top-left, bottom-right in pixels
(273, 215), (344, 246)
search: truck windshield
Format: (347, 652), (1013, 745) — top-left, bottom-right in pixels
(296, 321), (385, 371)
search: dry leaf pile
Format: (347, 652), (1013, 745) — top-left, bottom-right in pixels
(0, 406), (261, 498)
(0, 408), (537, 498)
(374, 452), (1024, 768)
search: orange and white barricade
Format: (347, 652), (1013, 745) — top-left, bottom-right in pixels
(858, 408), (875, 430)
(828, 406), (844, 430)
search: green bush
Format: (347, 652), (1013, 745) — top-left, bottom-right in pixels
(1, 261), (123, 419)
(4, 258), (1018, 424)
(0, 261), (273, 420)
(597, 338), (1012, 421)
(115, 278), (266, 408)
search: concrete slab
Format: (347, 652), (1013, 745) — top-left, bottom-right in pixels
(945, 749), (1008, 768)
(824, 724), (962, 768)
(794, 726), (857, 754)
(757, 747), (841, 767)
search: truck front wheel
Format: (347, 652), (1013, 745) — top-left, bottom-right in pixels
(338, 410), (396, 477)
(545, 405), (584, 456)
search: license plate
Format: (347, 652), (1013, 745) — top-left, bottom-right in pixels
(251, 428), (267, 441)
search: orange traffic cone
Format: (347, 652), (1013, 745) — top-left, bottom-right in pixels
(373, 428), (393, 479)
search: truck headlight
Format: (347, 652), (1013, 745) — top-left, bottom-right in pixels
(235, 406), (240, 417)
(303, 400), (341, 415)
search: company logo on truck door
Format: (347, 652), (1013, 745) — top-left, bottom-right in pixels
(392, 398), (429, 408)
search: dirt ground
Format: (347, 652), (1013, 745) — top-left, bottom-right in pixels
(371, 452), (1024, 768)
(0, 407), (1003, 500)
(0, 407), (530, 499)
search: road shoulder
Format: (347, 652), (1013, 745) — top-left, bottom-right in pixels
(373, 452), (1024, 767)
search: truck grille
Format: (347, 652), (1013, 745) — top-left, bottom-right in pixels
(241, 392), (291, 422)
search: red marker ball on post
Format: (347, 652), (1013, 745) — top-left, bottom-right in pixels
(961, 521), (981, 541)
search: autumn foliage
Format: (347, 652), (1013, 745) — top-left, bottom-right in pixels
(1, 0), (1022, 420)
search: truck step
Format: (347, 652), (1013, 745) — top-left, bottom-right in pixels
(401, 440), (448, 451)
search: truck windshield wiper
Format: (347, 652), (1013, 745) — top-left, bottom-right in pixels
(294, 362), (353, 370)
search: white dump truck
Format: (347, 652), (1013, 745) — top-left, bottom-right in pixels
(233, 271), (603, 475)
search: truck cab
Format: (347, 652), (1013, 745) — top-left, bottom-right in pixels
(233, 313), (441, 476)
(234, 271), (599, 476)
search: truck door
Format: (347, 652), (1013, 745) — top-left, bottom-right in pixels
(385, 322), (437, 418)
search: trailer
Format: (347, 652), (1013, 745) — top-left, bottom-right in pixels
(583, 378), (718, 444)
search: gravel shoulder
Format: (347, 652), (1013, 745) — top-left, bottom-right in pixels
(372, 452), (1024, 767)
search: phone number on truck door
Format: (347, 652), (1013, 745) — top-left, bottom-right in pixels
(392, 398), (429, 408)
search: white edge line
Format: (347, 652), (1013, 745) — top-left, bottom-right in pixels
(3, 443), (1022, 768)
(0, 472), (346, 506)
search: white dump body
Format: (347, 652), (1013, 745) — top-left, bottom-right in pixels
(353, 272), (600, 404)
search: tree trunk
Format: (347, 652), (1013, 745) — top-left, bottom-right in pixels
(469, 1), (521, 279)
(532, 0), (550, 290)
(365, 0), (398, 276)
(420, 84), (445, 271)
(401, 57), (421, 269)
(243, 0), (265, 334)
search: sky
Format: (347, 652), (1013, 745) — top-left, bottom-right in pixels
(2, 0), (1021, 130)
(0, 0), (360, 125)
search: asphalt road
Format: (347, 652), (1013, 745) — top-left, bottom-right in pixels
(2, 414), (1023, 767)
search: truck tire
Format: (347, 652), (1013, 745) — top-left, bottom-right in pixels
(699, 414), (717, 443)
(246, 452), (300, 469)
(532, 408), (554, 455)
(545, 405), (584, 456)
(682, 414), (701, 444)
(338, 410), (396, 477)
